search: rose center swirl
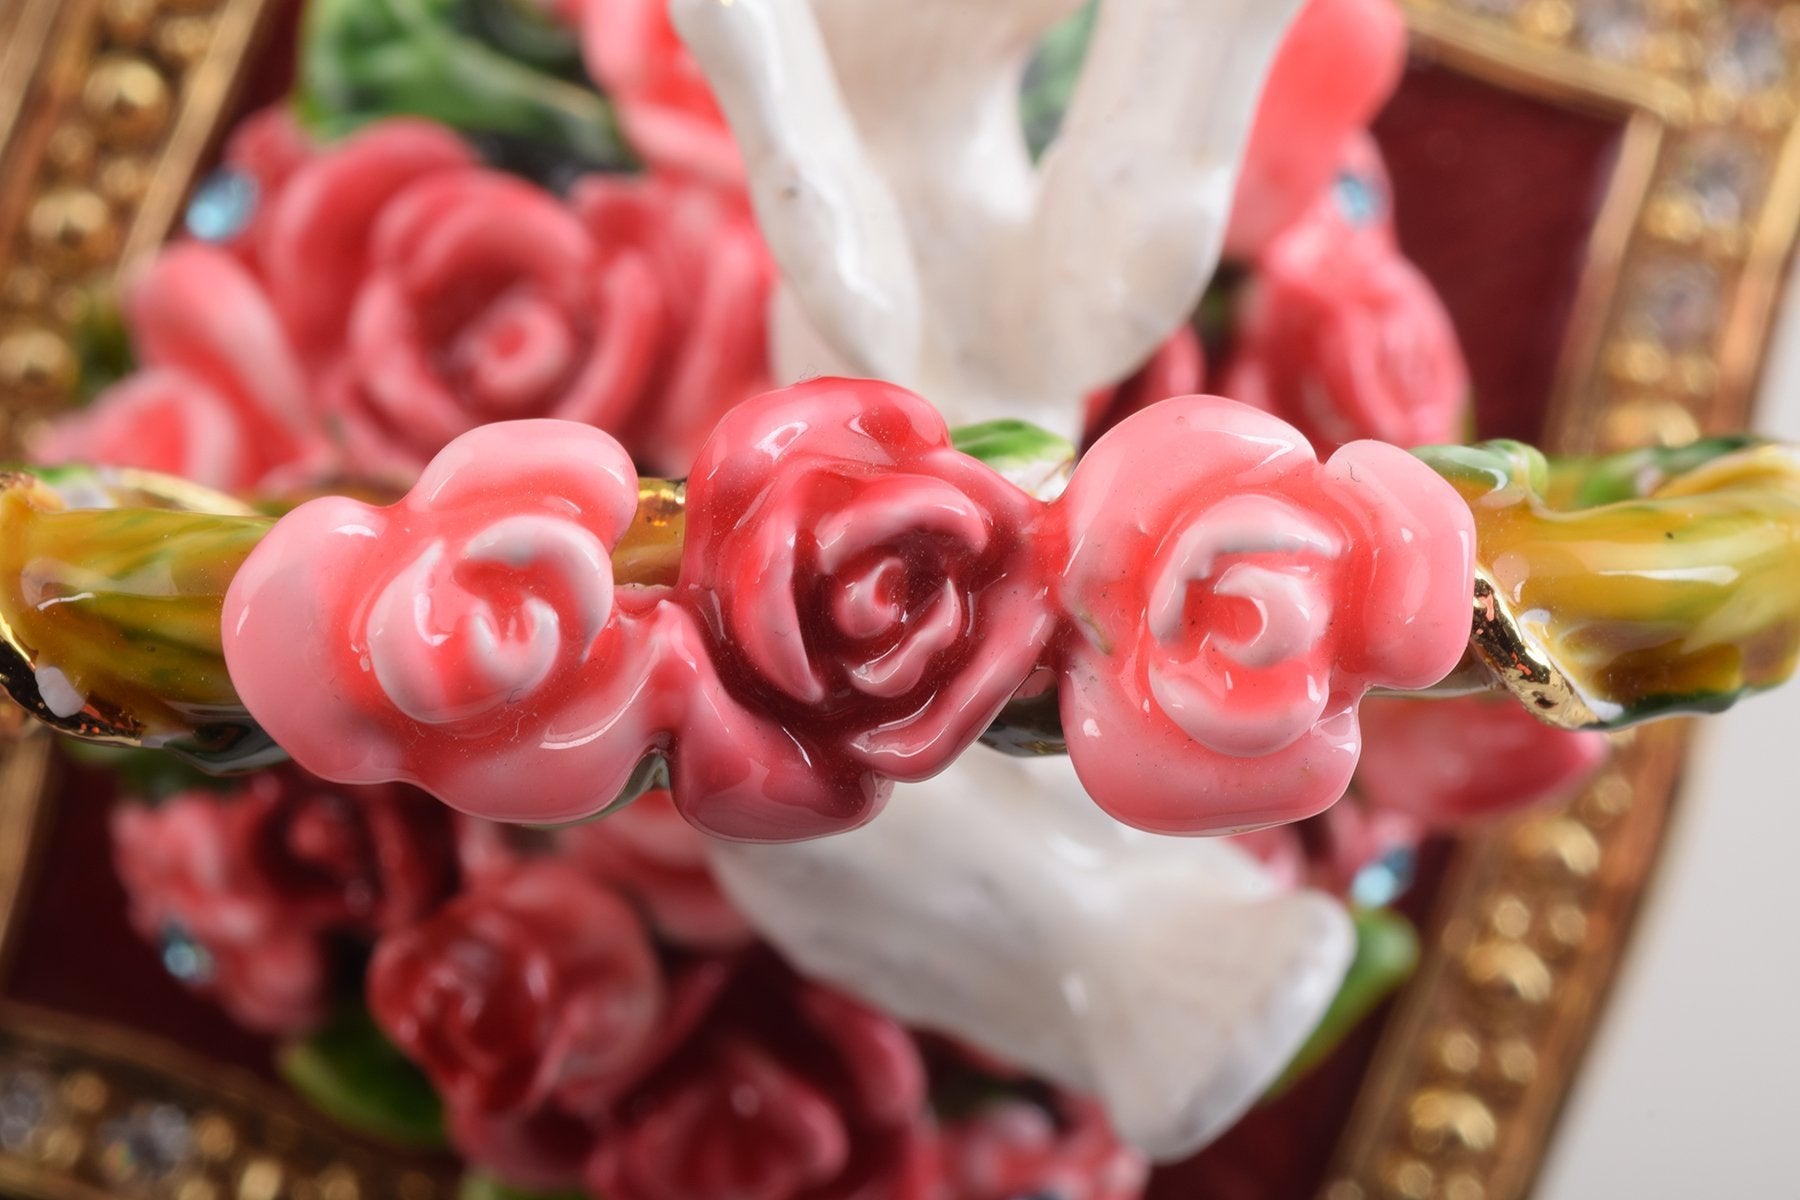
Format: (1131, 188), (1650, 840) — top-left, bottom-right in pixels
(1145, 493), (1343, 757)
(366, 515), (615, 726)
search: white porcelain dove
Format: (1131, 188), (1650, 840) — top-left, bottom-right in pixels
(670, 0), (1309, 439)
(707, 749), (1355, 1161)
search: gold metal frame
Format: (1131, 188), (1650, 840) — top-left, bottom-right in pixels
(1, 0), (1798, 1197)
(1327, 2), (1800, 1198)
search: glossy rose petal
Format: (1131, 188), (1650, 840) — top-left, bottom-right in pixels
(1225, 0), (1406, 259)
(1055, 395), (1475, 835)
(224, 421), (669, 825)
(677, 378), (1054, 801)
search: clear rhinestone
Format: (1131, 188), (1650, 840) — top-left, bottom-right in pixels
(159, 923), (216, 986)
(0, 1070), (51, 1152)
(1577, 0), (1650, 62)
(1351, 844), (1418, 909)
(1332, 170), (1385, 228)
(97, 1102), (192, 1183)
(1631, 260), (1722, 350)
(1708, 10), (1788, 96)
(183, 168), (259, 243)
(1673, 134), (1765, 228)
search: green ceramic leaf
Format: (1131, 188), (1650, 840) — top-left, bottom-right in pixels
(951, 420), (1076, 499)
(0, 470), (277, 768)
(1019, 2), (1096, 158)
(297, 0), (631, 176)
(280, 1006), (447, 1150)
(1422, 437), (1800, 729)
(1268, 907), (1419, 1097)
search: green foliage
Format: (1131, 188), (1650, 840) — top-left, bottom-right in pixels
(296, 0), (632, 176)
(280, 1005), (447, 1150)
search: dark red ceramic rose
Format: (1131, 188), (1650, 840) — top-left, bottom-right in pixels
(110, 771), (456, 1034)
(587, 953), (936, 1200)
(678, 378), (1053, 792)
(367, 862), (664, 1124)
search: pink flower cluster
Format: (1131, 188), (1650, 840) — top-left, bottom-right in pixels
(33, 112), (770, 490)
(224, 379), (1476, 842)
(111, 775), (1141, 1199)
(369, 886), (1140, 1199)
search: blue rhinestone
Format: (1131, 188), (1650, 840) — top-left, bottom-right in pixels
(1332, 170), (1383, 228)
(184, 168), (259, 242)
(159, 924), (216, 985)
(1350, 844), (1417, 909)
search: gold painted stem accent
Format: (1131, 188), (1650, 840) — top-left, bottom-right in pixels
(1425, 438), (1800, 730)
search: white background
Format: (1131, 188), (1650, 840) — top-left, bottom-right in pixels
(1534, 267), (1800, 1197)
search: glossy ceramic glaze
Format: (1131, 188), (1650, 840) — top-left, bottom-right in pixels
(1055, 396), (1476, 833)
(220, 381), (1477, 840)
(709, 750), (1355, 1161)
(671, 0), (1307, 439)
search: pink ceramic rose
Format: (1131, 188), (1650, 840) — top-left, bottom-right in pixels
(316, 167), (663, 480)
(562, 789), (753, 951)
(560, 0), (744, 190)
(31, 245), (319, 492)
(678, 379), (1054, 791)
(572, 173), (774, 474)
(226, 417), (866, 842)
(1054, 396), (1475, 835)
(369, 862), (664, 1119)
(1225, 142), (1471, 453)
(1224, 0), (1406, 260)
(939, 1096), (1147, 1200)
(1354, 696), (1610, 826)
(111, 772), (457, 1034)
(224, 420), (669, 824)
(253, 118), (478, 360)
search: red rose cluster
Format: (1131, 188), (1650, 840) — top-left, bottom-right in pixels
(34, 109), (771, 491)
(110, 771), (1145, 1198)
(226, 380), (1476, 842)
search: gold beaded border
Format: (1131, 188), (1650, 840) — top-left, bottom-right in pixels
(0, 0), (279, 447)
(1, 1), (1798, 1197)
(0, 1002), (451, 1200)
(1325, 3), (1800, 1198)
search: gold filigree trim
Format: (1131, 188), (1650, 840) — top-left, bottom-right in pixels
(1329, 2), (1800, 1197)
(0, 1003), (452, 1199)
(0, 0), (280, 447)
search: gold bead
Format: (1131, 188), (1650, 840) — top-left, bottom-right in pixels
(154, 15), (215, 69)
(238, 1158), (285, 1200)
(99, 155), (155, 207)
(46, 123), (99, 180)
(38, 1125), (83, 1169)
(1464, 940), (1554, 1009)
(318, 1165), (361, 1200)
(85, 55), (172, 148)
(60, 1070), (109, 1115)
(2, 266), (53, 310)
(102, 0), (160, 46)
(0, 328), (78, 401)
(1486, 894), (1533, 940)
(1488, 1037), (1539, 1091)
(1444, 1172), (1489, 1200)
(1511, 817), (1602, 881)
(27, 188), (119, 268)
(1519, 0), (1575, 42)
(1580, 772), (1634, 825)
(1408, 1088), (1500, 1155)
(1431, 1028), (1482, 1078)
(1545, 902), (1590, 952)
(1596, 396), (1700, 452)
(1381, 1155), (1435, 1200)
(191, 1112), (237, 1161)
